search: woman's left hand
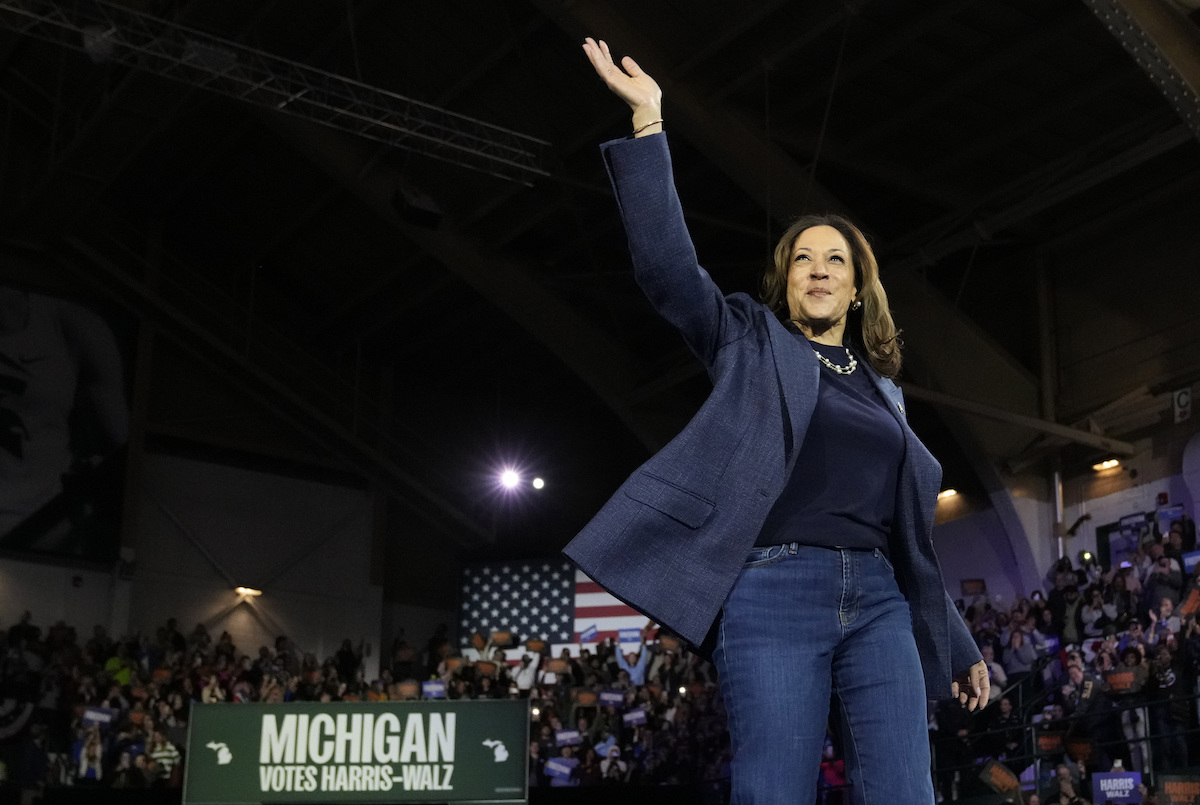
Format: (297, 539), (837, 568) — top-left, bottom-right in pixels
(950, 661), (990, 711)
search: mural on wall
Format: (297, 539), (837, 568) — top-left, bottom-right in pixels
(0, 286), (131, 561)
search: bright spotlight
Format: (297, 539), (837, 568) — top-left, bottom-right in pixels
(532, 477), (545, 490)
(235, 586), (262, 597)
(1092, 459), (1120, 471)
(500, 469), (520, 489)
(937, 489), (958, 500)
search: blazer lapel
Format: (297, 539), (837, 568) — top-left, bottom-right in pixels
(764, 313), (820, 467)
(863, 363), (941, 537)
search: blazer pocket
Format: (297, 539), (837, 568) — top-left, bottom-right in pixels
(623, 472), (716, 529)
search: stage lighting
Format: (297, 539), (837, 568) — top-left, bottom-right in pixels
(532, 477), (545, 490)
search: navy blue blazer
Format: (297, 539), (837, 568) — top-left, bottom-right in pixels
(564, 133), (980, 699)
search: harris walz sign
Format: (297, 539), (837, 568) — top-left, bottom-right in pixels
(183, 700), (528, 804)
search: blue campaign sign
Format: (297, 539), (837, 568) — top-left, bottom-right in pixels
(579, 625), (598, 643)
(622, 707), (647, 726)
(81, 707), (119, 730)
(1092, 772), (1142, 804)
(421, 680), (446, 699)
(1182, 550), (1200, 573)
(598, 690), (625, 708)
(544, 757), (578, 780)
(618, 628), (641, 644)
(555, 729), (582, 747)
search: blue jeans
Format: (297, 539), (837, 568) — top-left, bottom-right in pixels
(713, 543), (935, 805)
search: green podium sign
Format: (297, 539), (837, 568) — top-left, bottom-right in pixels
(183, 700), (528, 804)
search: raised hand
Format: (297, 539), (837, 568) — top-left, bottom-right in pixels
(581, 37), (663, 132)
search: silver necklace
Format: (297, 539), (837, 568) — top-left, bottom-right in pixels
(813, 346), (857, 375)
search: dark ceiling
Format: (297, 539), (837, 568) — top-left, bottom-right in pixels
(2, 0), (1200, 563)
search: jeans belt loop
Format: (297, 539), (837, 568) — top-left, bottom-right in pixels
(788, 542), (798, 554)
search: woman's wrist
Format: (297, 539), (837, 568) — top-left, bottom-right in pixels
(631, 106), (663, 137)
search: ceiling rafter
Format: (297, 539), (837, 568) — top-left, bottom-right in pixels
(259, 113), (674, 451)
(848, 8), (1089, 152)
(769, 127), (976, 210)
(13, 0), (287, 221)
(0, 0), (551, 181)
(920, 64), (1140, 179)
(780, 0), (983, 114)
(1084, 0), (1200, 139)
(887, 122), (1194, 271)
(706, 0), (866, 104)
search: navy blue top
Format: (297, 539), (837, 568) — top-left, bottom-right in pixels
(755, 331), (906, 550)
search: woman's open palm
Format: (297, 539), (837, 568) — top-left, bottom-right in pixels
(582, 37), (662, 114)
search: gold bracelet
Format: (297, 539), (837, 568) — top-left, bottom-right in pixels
(632, 119), (663, 135)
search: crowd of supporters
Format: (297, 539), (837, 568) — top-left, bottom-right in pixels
(1, 513), (1197, 802)
(463, 627), (735, 790)
(0, 614), (388, 789)
(0, 609), (741, 795)
(933, 514), (1200, 803)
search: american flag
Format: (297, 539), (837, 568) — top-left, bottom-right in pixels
(457, 558), (647, 646)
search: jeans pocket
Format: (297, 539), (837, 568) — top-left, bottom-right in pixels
(742, 544), (787, 569)
(874, 548), (896, 574)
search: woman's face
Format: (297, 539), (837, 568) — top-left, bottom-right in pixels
(786, 226), (858, 339)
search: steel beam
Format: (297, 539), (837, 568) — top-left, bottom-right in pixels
(1083, 0), (1200, 139)
(898, 382), (1136, 455)
(0, 0), (550, 181)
